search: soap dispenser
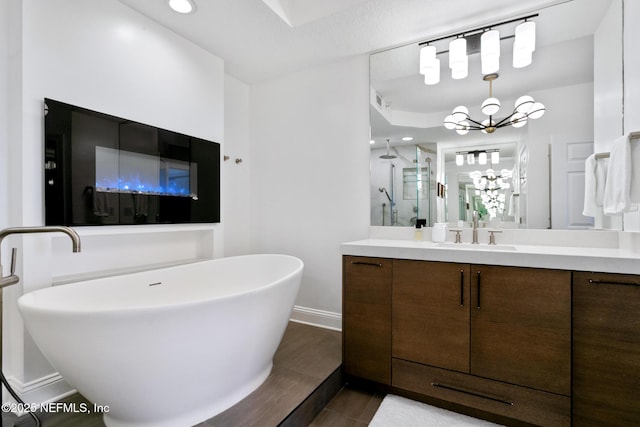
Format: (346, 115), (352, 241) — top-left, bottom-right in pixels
(414, 222), (423, 241)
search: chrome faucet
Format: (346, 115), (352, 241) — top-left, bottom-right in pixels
(472, 210), (479, 244)
(0, 226), (81, 289)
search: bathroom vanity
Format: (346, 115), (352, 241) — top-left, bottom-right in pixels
(342, 239), (640, 426)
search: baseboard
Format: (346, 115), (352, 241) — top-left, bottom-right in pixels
(4, 373), (75, 409)
(290, 305), (342, 331)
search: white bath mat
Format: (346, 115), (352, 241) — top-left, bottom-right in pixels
(369, 394), (503, 427)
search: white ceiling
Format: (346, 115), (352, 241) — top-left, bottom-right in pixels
(369, 0), (613, 152)
(116, 0), (566, 84)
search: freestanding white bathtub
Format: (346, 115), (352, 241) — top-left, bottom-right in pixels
(18, 254), (303, 427)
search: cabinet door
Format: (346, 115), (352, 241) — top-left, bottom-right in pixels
(470, 265), (571, 396)
(343, 256), (392, 384)
(393, 260), (470, 373)
(573, 272), (640, 426)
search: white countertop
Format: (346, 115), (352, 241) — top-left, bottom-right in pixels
(341, 239), (640, 275)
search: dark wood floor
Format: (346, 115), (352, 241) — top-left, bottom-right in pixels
(310, 385), (383, 426)
(5, 322), (351, 427)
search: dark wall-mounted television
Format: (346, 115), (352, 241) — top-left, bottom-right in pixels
(44, 98), (220, 226)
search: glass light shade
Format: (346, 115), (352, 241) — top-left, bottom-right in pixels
(513, 46), (532, 68)
(482, 54), (500, 75)
(481, 97), (500, 116)
(168, 0), (196, 14)
(444, 115), (458, 130)
(467, 152), (475, 164)
(491, 151), (500, 164)
(456, 121), (470, 135)
(515, 21), (536, 52)
(528, 102), (546, 119)
(515, 95), (534, 114)
(469, 170), (482, 180)
(449, 38), (467, 67)
(456, 154), (464, 166)
(423, 58), (440, 85)
(479, 152), (487, 165)
(511, 112), (528, 128)
(451, 106), (469, 122)
(451, 56), (468, 79)
(419, 45), (436, 74)
(481, 30), (500, 74)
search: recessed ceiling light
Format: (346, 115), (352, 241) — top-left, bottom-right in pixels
(168, 0), (196, 14)
(370, 139), (375, 144)
(402, 136), (414, 141)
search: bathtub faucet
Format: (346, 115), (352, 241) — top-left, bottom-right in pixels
(0, 226), (81, 289)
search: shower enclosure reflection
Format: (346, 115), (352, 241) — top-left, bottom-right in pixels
(371, 143), (436, 226)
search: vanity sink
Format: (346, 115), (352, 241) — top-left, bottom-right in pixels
(435, 242), (517, 251)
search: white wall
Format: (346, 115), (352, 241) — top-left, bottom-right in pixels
(526, 82), (594, 229)
(0, 0), (9, 229)
(622, 0), (640, 231)
(250, 55), (370, 319)
(224, 75), (252, 256)
(4, 0), (224, 404)
(594, 0), (624, 154)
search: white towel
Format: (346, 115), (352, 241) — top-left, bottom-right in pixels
(630, 137), (640, 202)
(603, 134), (637, 215)
(583, 154), (609, 217)
(595, 156), (609, 206)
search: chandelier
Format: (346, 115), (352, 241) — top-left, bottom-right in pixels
(444, 73), (545, 135)
(469, 168), (513, 218)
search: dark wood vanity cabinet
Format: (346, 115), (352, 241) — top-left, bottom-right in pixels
(393, 260), (471, 372)
(345, 257), (572, 425)
(342, 256), (392, 384)
(392, 261), (571, 425)
(573, 271), (640, 426)
(470, 265), (571, 396)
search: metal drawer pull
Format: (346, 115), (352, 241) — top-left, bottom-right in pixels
(431, 382), (513, 406)
(476, 270), (481, 309)
(460, 270), (464, 307)
(589, 279), (640, 287)
(350, 261), (382, 267)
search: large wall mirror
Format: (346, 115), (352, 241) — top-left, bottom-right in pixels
(370, 0), (623, 229)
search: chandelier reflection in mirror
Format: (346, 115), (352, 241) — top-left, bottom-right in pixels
(469, 168), (513, 218)
(444, 73), (545, 134)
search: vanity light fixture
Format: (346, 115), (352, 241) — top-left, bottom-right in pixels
(455, 149), (500, 166)
(417, 14), (537, 85)
(443, 73), (545, 134)
(168, 0), (196, 14)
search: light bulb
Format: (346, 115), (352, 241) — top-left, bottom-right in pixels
(481, 97), (500, 116)
(515, 96), (534, 114)
(528, 102), (546, 119)
(451, 106), (469, 122)
(479, 152), (487, 165)
(444, 115), (458, 130)
(491, 151), (500, 164)
(481, 30), (500, 74)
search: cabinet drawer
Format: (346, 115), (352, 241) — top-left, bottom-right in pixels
(392, 359), (570, 426)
